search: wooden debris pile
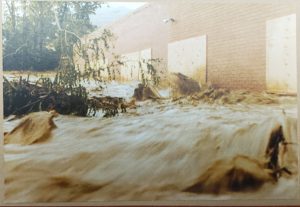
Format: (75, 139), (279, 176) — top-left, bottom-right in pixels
(3, 76), (132, 118)
(4, 76), (89, 117)
(168, 73), (201, 98)
(88, 96), (129, 117)
(133, 83), (161, 101)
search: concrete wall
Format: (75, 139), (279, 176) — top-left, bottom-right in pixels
(81, 1), (296, 91)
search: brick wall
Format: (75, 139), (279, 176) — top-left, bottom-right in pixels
(109, 3), (169, 74)
(84, 1), (296, 91)
(164, 1), (296, 90)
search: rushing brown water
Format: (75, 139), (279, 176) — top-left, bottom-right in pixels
(3, 73), (299, 203)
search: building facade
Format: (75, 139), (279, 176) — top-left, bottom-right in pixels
(81, 1), (297, 93)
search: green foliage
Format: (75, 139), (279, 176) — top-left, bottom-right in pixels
(3, 1), (129, 118)
(3, 1), (162, 118)
(3, 0), (161, 86)
(3, 0), (103, 71)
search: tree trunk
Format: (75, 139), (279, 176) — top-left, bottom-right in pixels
(5, 0), (16, 32)
(11, 0), (16, 32)
(22, 0), (27, 69)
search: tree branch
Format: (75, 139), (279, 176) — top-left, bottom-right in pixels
(4, 43), (27, 58)
(53, 8), (82, 45)
(5, 0), (12, 15)
(53, 8), (62, 30)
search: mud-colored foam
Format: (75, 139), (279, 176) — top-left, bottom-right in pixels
(4, 111), (57, 145)
(3, 93), (298, 202)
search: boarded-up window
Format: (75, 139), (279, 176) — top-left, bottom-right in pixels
(168, 35), (207, 84)
(266, 14), (297, 94)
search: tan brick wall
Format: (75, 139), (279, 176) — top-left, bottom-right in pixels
(109, 3), (169, 74)
(84, 1), (296, 91)
(165, 2), (296, 91)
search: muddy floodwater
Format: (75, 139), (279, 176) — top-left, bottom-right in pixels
(3, 76), (299, 203)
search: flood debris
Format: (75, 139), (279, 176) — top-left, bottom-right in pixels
(265, 124), (292, 179)
(173, 84), (279, 105)
(4, 76), (89, 117)
(88, 96), (134, 117)
(4, 111), (58, 145)
(184, 124), (294, 194)
(168, 73), (201, 97)
(184, 155), (275, 194)
(4, 76), (133, 118)
(133, 83), (161, 101)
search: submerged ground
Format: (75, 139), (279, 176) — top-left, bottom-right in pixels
(3, 72), (299, 202)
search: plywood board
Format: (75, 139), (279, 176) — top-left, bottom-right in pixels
(168, 35), (207, 84)
(266, 14), (297, 94)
